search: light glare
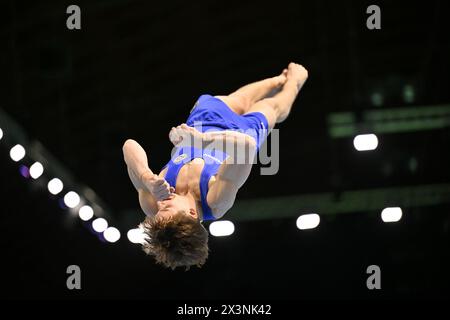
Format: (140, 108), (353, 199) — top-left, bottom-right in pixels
(296, 213), (320, 230)
(92, 218), (108, 233)
(48, 178), (64, 195)
(29, 162), (44, 179)
(127, 228), (147, 244)
(353, 134), (379, 151)
(64, 191), (80, 208)
(381, 207), (402, 223)
(103, 227), (121, 243)
(79, 205), (94, 221)
(209, 221), (235, 237)
(10, 144), (26, 162)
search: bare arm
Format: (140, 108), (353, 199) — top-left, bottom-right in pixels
(204, 130), (257, 189)
(206, 132), (257, 216)
(122, 139), (154, 186)
(122, 139), (173, 216)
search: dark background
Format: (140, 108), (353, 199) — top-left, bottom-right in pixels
(0, 0), (449, 299)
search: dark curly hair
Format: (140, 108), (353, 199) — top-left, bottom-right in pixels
(140, 211), (209, 270)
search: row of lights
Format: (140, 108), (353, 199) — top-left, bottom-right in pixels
(208, 207), (401, 237)
(296, 207), (402, 229)
(2, 129), (121, 243)
(125, 207), (403, 243)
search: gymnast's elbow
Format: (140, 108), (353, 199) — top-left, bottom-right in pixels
(122, 139), (139, 164)
(122, 139), (137, 153)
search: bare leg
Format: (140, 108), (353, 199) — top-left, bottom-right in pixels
(245, 63), (308, 128)
(215, 69), (288, 115)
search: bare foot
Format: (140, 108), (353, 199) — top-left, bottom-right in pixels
(286, 62), (308, 90)
(273, 69), (288, 88)
(169, 123), (204, 147)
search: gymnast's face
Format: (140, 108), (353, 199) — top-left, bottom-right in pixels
(156, 193), (197, 219)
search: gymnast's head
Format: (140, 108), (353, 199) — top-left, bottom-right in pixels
(140, 194), (209, 270)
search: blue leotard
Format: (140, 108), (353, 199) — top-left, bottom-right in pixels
(163, 94), (269, 220)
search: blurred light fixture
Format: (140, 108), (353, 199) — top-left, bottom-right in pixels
(403, 84), (415, 103)
(103, 227), (121, 243)
(370, 92), (384, 107)
(127, 228), (147, 244)
(296, 213), (320, 230)
(92, 218), (108, 233)
(10, 144), (26, 162)
(64, 191), (80, 208)
(48, 178), (64, 195)
(19, 165), (30, 178)
(381, 207), (402, 223)
(78, 205), (94, 221)
(209, 221), (235, 237)
(353, 134), (378, 151)
(29, 162), (44, 179)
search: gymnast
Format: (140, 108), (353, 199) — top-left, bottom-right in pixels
(122, 62), (308, 269)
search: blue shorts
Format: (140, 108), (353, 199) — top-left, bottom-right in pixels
(186, 94), (269, 149)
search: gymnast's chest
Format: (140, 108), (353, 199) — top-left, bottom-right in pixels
(177, 159), (205, 199)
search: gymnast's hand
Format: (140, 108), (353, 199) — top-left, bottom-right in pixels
(169, 123), (205, 147)
(140, 171), (174, 201)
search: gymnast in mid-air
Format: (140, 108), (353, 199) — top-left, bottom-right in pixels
(122, 62), (308, 269)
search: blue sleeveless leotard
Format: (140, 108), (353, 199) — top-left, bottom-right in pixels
(163, 94), (269, 220)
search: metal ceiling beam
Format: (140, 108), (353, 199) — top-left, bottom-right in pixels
(226, 183), (450, 222)
(328, 104), (450, 138)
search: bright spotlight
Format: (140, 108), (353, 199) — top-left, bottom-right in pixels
(209, 221), (235, 237)
(29, 162), (44, 179)
(353, 134), (378, 151)
(381, 207), (402, 223)
(78, 205), (94, 221)
(92, 218), (108, 233)
(10, 144), (26, 162)
(0, 128), (3, 140)
(48, 178), (64, 195)
(127, 228), (147, 244)
(104, 227), (121, 243)
(296, 213), (320, 230)
(63, 191), (80, 208)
